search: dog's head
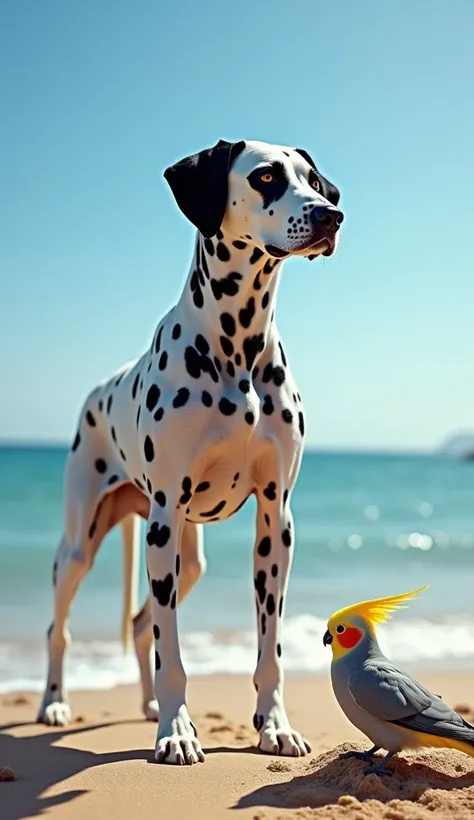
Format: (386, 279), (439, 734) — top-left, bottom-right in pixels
(164, 139), (343, 260)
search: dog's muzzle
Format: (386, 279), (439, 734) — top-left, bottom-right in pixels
(308, 205), (344, 258)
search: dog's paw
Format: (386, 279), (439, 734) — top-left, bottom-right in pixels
(154, 706), (204, 765)
(143, 699), (159, 722)
(254, 709), (311, 757)
(37, 700), (72, 727)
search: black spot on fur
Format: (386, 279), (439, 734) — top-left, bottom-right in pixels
(86, 410), (96, 427)
(277, 643), (282, 657)
(264, 513), (270, 526)
(202, 390), (213, 407)
(154, 490), (166, 507)
(170, 590), (177, 609)
(95, 458), (107, 474)
(158, 351), (168, 371)
(239, 297), (255, 329)
(204, 238), (214, 256)
(147, 522), (171, 548)
(120, 449), (127, 461)
(108, 474), (119, 486)
(153, 624), (160, 640)
(273, 366), (285, 386)
(262, 292), (269, 309)
(266, 594), (276, 616)
(243, 333), (265, 371)
(235, 352), (242, 366)
(298, 411), (305, 436)
(220, 313), (236, 336)
(278, 341), (287, 367)
(155, 650), (161, 670)
(261, 612), (267, 635)
(263, 482), (277, 501)
(190, 269), (204, 309)
(283, 489), (289, 504)
(210, 272), (242, 300)
(144, 436), (154, 462)
(175, 554), (181, 576)
(72, 432), (81, 451)
(195, 334), (210, 354)
(257, 536), (271, 557)
(253, 272), (262, 291)
(282, 528), (292, 547)
(154, 326), (163, 354)
(135, 478), (145, 491)
(200, 500), (226, 518)
(249, 247), (264, 265)
(279, 595), (284, 617)
(180, 476), (192, 505)
(132, 373), (140, 400)
(146, 478), (152, 494)
(172, 323), (181, 340)
(196, 481), (209, 492)
(245, 411), (255, 425)
(151, 573), (174, 606)
(111, 426), (117, 443)
(146, 384), (161, 411)
(219, 397), (237, 416)
(107, 395), (113, 414)
(233, 240), (247, 249)
(98, 400), (103, 412)
(154, 407), (164, 422)
(184, 345), (219, 383)
(50, 683), (58, 693)
(262, 363), (273, 383)
(253, 713), (264, 731)
(239, 379), (250, 394)
(263, 395), (274, 415)
(254, 570), (267, 604)
(173, 387), (190, 408)
(220, 336), (234, 356)
(282, 408), (293, 424)
(271, 563), (278, 577)
(216, 242), (230, 262)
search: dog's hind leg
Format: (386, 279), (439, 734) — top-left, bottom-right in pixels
(37, 454), (114, 727)
(132, 522), (206, 722)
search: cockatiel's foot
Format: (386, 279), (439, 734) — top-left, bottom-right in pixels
(343, 745), (379, 763)
(363, 751), (395, 777)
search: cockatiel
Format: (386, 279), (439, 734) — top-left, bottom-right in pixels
(323, 585), (474, 776)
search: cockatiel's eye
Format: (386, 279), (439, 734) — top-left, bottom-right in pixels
(336, 624), (346, 634)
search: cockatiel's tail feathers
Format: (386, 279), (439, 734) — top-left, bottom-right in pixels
(329, 585), (428, 628)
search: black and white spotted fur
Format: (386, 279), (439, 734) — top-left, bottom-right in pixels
(37, 139), (343, 765)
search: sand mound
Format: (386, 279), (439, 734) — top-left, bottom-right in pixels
(272, 742), (474, 818)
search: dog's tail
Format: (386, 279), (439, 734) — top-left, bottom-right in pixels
(120, 515), (141, 653)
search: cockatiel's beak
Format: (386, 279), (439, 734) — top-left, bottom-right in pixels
(323, 629), (333, 646)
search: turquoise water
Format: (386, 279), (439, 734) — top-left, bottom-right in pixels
(1, 444), (474, 690)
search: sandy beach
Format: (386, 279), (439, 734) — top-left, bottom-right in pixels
(2, 672), (474, 819)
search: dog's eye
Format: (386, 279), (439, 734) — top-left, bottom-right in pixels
(336, 624), (346, 634)
(310, 177), (320, 191)
(260, 172), (274, 183)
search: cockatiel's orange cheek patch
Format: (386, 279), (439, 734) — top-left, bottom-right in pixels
(337, 627), (363, 649)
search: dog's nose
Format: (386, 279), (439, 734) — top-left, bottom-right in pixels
(310, 206), (344, 230)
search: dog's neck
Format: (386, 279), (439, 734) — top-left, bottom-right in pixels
(176, 231), (283, 373)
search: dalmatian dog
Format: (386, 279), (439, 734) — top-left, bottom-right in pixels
(37, 139), (343, 765)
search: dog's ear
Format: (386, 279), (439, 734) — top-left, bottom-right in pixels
(294, 147), (317, 170)
(164, 139), (246, 238)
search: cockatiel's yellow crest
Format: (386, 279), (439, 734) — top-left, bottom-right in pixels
(328, 584), (428, 632)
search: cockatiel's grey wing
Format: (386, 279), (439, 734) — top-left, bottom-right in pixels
(348, 661), (474, 745)
(347, 661), (433, 721)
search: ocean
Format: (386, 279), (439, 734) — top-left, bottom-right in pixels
(1, 444), (474, 694)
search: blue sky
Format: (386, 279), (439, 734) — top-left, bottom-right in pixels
(2, 0), (473, 450)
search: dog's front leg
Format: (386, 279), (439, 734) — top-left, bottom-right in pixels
(146, 499), (204, 765)
(252, 481), (311, 757)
